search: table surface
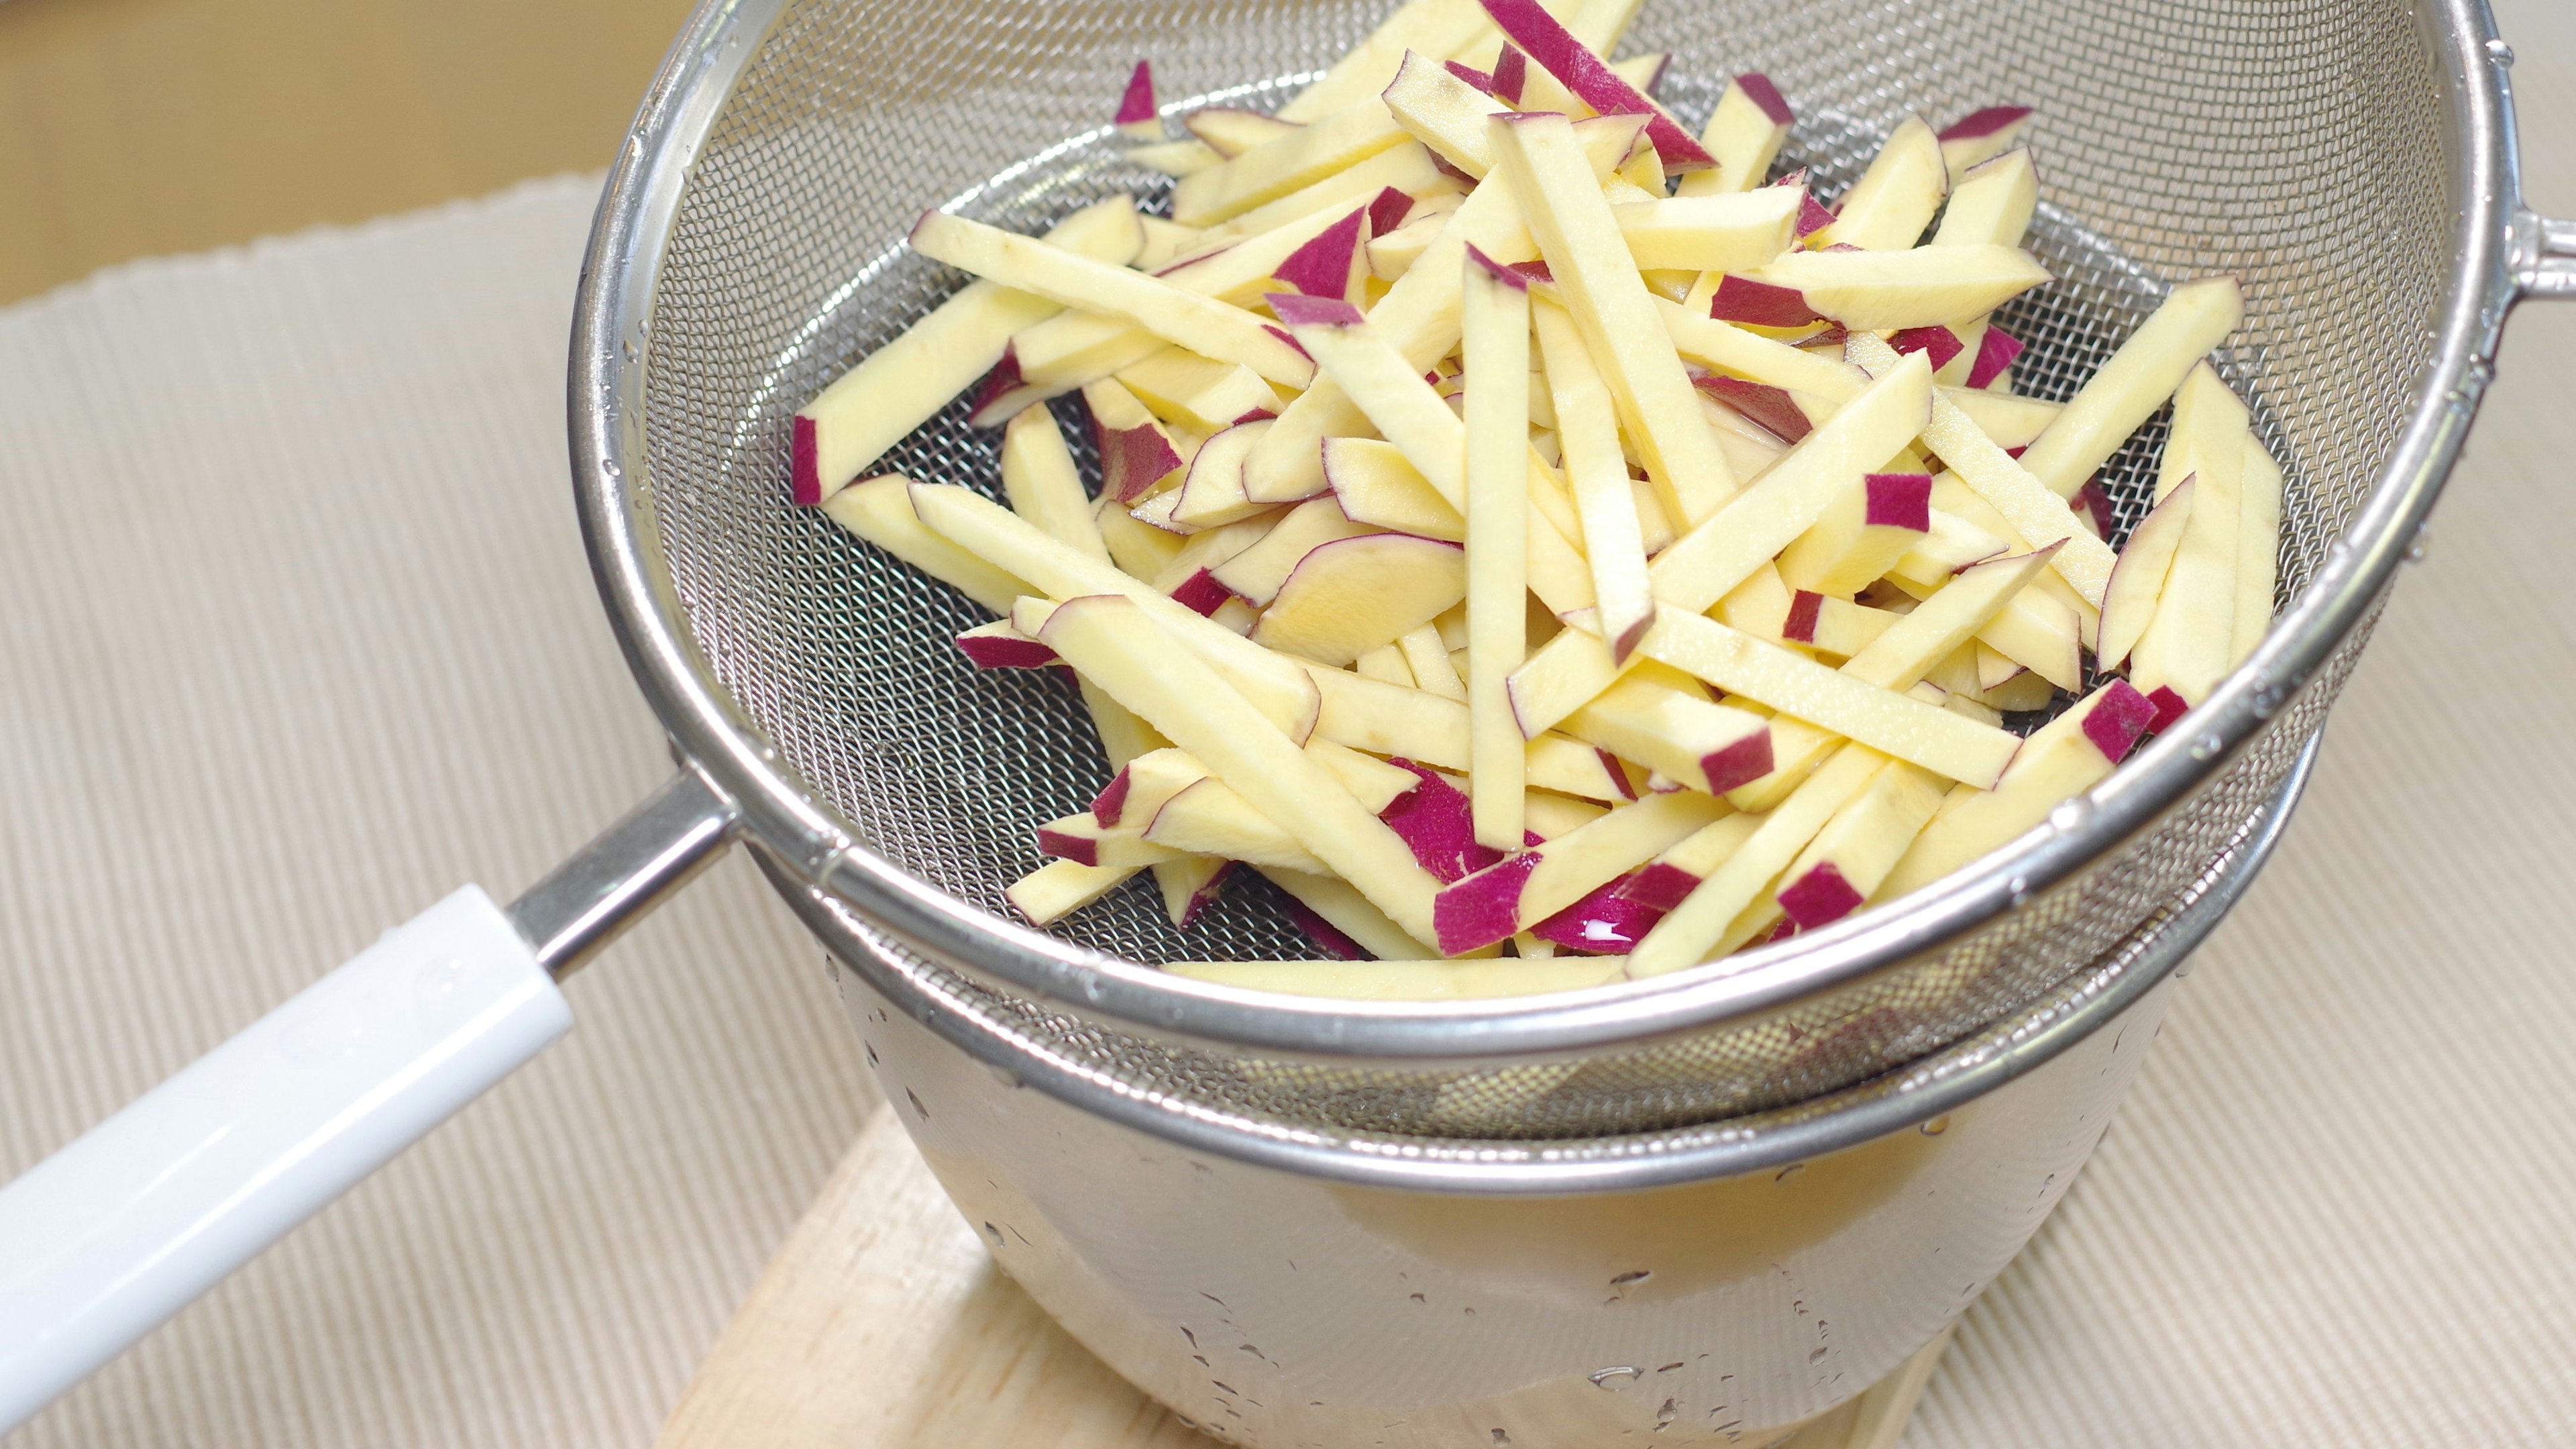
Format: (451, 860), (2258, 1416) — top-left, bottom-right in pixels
(7, 2), (2576, 1447)
(0, 0), (692, 305)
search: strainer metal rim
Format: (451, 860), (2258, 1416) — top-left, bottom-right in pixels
(569, 0), (2524, 1065)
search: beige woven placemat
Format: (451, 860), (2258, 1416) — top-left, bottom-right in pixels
(6, 5), (2576, 1441)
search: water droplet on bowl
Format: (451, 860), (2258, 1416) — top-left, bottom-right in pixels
(1919, 1114), (1949, 1136)
(2048, 798), (2092, 832)
(2489, 38), (2516, 64)
(2191, 733), (2222, 761)
(1589, 1366), (1642, 1389)
(2404, 522), (2431, 564)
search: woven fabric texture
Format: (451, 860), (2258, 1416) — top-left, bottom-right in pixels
(6, 1), (2576, 1438)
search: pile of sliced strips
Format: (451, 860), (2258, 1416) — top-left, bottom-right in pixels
(791, 0), (2282, 1002)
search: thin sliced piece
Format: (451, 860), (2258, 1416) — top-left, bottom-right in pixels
(1633, 609), (2021, 788)
(1675, 72), (1793, 197)
(911, 211), (1314, 386)
(2232, 434), (2284, 664)
(1774, 758), (1948, 928)
(2131, 363), (2248, 702)
(1463, 246), (1534, 849)
(1241, 112), (1644, 502)
(2016, 276), (2244, 498)
(1007, 858), (1139, 925)
(2096, 476), (2194, 669)
(910, 484), (1322, 737)
(821, 474), (1029, 614)
(1812, 114), (1947, 252)
(1171, 97), (1412, 226)
(1626, 743), (1887, 976)
(1307, 665), (1631, 801)
(1613, 191), (1803, 271)
(1744, 244), (2052, 331)
(1042, 594), (1443, 940)
(1502, 350), (1933, 737)
(1533, 293), (1655, 660)
(1432, 790), (1729, 953)
(1252, 533), (1470, 666)
(794, 197), (1142, 504)
(1876, 680), (2156, 902)
(1848, 328), (2115, 606)
(1561, 670), (1774, 794)
(1000, 405), (1112, 561)
(1490, 110), (1737, 526)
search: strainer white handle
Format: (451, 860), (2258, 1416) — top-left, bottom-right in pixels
(0, 772), (736, 1434)
(0, 889), (563, 1434)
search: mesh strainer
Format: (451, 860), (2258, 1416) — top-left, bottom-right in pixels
(4, 0), (2571, 1430)
(569, 0), (2536, 1161)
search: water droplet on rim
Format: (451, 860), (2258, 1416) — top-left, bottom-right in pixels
(2489, 38), (2516, 64)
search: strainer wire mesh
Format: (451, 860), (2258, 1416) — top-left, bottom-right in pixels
(633, 0), (2443, 1143)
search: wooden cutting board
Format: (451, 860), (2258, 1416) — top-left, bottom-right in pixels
(655, 1106), (1951, 1449)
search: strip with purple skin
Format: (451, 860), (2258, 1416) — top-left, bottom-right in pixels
(1531, 883), (1665, 953)
(1891, 326), (1965, 372)
(1762, 916), (1803, 947)
(1693, 372), (1811, 443)
(1782, 589), (1824, 643)
(1367, 186), (1415, 237)
(1474, 0), (1716, 172)
(1091, 765), (1134, 828)
(2144, 684), (2190, 735)
(1445, 60), (1497, 95)
(1700, 729), (1774, 795)
(1777, 861), (1865, 930)
(2074, 478), (2117, 537)
(1036, 825), (1102, 867)
(1597, 747), (1638, 800)
(1097, 418), (1184, 503)
(1466, 242), (1531, 290)
(1797, 193), (1837, 239)
(2080, 679), (2158, 762)
(1279, 894), (1371, 960)
(1937, 105), (2033, 142)
(1263, 324), (1313, 363)
(1273, 208), (1369, 301)
(1266, 291), (1365, 329)
(1620, 861), (1701, 912)
(1865, 472), (1935, 531)
(791, 415), (824, 505)
(1169, 568), (1234, 616)
(1171, 861), (1235, 928)
(1507, 260), (1553, 285)
(1115, 61), (1159, 128)
(1492, 46), (1527, 105)
(1432, 851), (1540, 955)
(966, 345), (1051, 428)
(1379, 759), (1507, 883)
(1708, 274), (1820, 329)
(955, 625), (1061, 669)
(1734, 73), (1794, 126)
(1966, 324), (2025, 388)
(2006, 445), (2028, 460)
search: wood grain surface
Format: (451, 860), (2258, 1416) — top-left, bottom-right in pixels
(0, 0), (693, 305)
